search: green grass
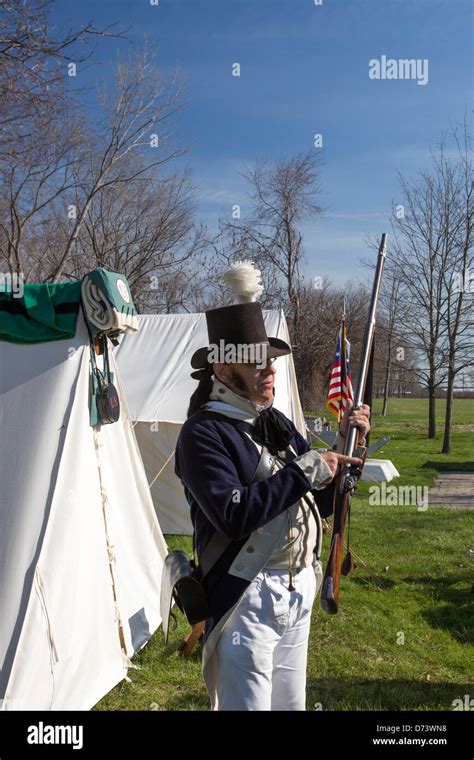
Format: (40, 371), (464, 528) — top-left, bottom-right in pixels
(96, 398), (474, 711)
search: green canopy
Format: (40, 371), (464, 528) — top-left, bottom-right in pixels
(0, 282), (82, 344)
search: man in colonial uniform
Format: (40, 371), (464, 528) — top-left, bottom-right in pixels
(175, 263), (370, 711)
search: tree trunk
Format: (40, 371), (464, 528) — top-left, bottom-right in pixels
(428, 379), (436, 439)
(381, 360), (391, 416)
(442, 363), (455, 454)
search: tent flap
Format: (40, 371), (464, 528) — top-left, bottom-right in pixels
(0, 312), (168, 710)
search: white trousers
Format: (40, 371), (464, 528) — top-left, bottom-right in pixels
(207, 564), (319, 711)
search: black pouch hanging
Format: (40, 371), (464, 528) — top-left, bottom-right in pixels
(90, 335), (120, 425)
(96, 381), (120, 424)
(161, 551), (210, 642)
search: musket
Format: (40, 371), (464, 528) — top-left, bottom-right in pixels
(320, 233), (387, 614)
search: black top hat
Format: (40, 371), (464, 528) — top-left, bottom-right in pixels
(190, 262), (291, 374)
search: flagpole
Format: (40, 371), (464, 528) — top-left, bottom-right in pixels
(327, 304), (354, 427)
(340, 318), (345, 426)
(341, 298), (346, 425)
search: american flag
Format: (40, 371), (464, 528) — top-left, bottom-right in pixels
(327, 319), (354, 422)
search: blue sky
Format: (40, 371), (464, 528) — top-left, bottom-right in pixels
(49, 0), (472, 286)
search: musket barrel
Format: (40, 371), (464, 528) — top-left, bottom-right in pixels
(343, 233), (387, 459)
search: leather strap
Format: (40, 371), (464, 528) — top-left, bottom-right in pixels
(199, 531), (232, 577)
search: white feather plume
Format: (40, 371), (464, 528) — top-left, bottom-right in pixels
(223, 260), (263, 303)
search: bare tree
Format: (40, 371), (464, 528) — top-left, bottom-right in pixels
(47, 43), (187, 282)
(200, 221), (287, 311)
(0, 37), (197, 291)
(389, 122), (473, 445)
(378, 275), (403, 416)
(0, 0), (124, 159)
(0, 104), (86, 277)
(390, 164), (451, 437)
(235, 152), (324, 339)
(290, 280), (369, 411)
(57, 159), (206, 311)
(203, 152), (324, 403)
(438, 122), (474, 452)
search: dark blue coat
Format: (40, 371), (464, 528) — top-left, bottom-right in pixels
(175, 408), (333, 640)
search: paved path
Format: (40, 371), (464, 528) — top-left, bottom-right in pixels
(428, 471), (474, 510)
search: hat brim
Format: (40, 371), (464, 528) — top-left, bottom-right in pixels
(190, 337), (292, 371)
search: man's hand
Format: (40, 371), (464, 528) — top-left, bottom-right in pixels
(340, 403), (371, 442)
(319, 452), (363, 484)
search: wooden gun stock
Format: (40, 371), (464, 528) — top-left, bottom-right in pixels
(320, 488), (350, 614)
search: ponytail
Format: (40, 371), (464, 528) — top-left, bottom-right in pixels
(187, 365), (214, 418)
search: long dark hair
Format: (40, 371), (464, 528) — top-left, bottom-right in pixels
(187, 365), (214, 418)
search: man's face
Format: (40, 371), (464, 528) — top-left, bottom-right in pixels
(213, 358), (277, 405)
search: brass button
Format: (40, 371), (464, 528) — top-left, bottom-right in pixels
(235, 562), (244, 571)
(246, 546), (255, 553)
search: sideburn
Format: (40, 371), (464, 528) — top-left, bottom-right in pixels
(228, 368), (251, 397)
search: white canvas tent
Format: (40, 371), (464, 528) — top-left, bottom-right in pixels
(0, 312), (168, 710)
(114, 310), (305, 535)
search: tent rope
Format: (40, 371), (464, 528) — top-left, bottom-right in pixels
(148, 449), (176, 489)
